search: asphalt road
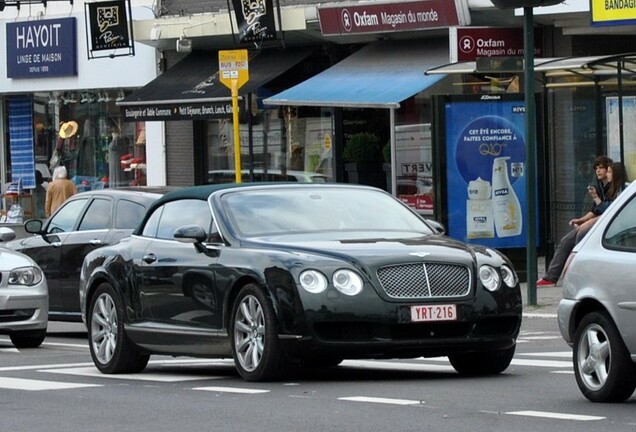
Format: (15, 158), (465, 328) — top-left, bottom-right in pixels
(1, 314), (635, 432)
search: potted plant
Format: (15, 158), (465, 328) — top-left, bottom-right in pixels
(342, 132), (386, 189)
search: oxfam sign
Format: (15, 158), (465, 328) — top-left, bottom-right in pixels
(6, 17), (78, 79)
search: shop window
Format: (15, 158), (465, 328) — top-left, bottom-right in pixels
(204, 105), (334, 184)
(5, 92), (148, 207)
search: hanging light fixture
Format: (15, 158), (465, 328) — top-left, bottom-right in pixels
(116, 90), (126, 102)
(48, 93), (58, 105)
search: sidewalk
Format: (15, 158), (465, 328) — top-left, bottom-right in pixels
(521, 283), (560, 317)
(520, 256), (560, 317)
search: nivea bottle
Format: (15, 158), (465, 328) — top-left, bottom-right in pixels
(491, 157), (522, 237)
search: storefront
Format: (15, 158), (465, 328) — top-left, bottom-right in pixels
(0, 6), (158, 220)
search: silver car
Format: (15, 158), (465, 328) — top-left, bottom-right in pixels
(0, 227), (48, 348)
(558, 180), (636, 402)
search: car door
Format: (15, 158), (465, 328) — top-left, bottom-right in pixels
(12, 197), (90, 313)
(600, 194), (636, 354)
(59, 197), (112, 314)
(135, 199), (221, 329)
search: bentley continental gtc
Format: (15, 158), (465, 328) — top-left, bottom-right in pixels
(79, 183), (522, 381)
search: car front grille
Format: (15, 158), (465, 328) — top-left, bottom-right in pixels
(376, 263), (471, 299)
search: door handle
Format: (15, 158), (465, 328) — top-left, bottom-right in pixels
(89, 239), (103, 246)
(142, 254), (157, 264)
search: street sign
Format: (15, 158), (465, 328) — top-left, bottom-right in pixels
(218, 49), (249, 90)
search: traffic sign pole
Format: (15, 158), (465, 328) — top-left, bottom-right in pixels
(232, 79), (241, 183)
(218, 49), (249, 184)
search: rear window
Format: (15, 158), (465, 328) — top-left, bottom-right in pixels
(116, 199), (147, 230)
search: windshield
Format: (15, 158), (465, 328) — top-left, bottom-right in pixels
(219, 187), (435, 239)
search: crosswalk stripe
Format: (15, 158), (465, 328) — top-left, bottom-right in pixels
(192, 386), (269, 394)
(341, 360), (455, 372)
(41, 367), (221, 382)
(0, 377), (101, 391)
(506, 410), (605, 421)
(339, 396), (422, 406)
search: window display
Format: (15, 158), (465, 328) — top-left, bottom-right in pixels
(36, 92), (145, 191)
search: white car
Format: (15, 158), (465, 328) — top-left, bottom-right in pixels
(558, 180), (636, 402)
(0, 227), (48, 348)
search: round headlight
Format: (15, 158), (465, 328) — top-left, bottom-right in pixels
(501, 265), (518, 288)
(333, 269), (363, 296)
(299, 270), (328, 294)
(479, 265), (500, 292)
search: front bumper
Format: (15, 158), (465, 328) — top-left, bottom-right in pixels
(0, 284), (48, 333)
(278, 282), (522, 359)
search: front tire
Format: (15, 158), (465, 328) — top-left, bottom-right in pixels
(10, 329), (46, 348)
(88, 283), (149, 374)
(573, 311), (636, 402)
(449, 346), (515, 375)
(230, 283), (288, 381)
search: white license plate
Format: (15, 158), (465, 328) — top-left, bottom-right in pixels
(410, 304), (457, 322)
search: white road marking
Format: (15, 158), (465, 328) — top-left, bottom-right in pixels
(0, 377), (101, 391)
(506, 410), (605, 421)
(518, 351), (571, 358)
(0, 362), (95, 372)
(523, 313), (558, 318)
(510, 359), (571, 368)
(410, 356), (572, 369)
(339, 396), (422, 406)
(41, 367), (219, 382)
(192, 386), (270, 394)
(341, 360), (455, 372)
(551, 370), (574, 374)
(519, 336), (561, 340)
(0, 348), (20, 353)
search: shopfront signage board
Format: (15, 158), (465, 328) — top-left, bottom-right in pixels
(318, 0), (465, 36)
(590, 0), (636, 26)
(451, 27), (543, 62)
(6, 17), (78, 79)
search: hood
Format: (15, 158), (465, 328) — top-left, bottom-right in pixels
(0, 248), (37, 269)
(247, 234), (482, 266)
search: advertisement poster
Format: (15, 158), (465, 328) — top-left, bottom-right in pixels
(395, 124), (434, 216)
(606, 96), (636, 181)
(444, 96), (528, 248)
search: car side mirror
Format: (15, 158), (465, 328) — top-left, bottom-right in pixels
(426, 219), (445, 235)
(24, 219), (44, 234)
(174, 225), (207, 244)
(0, 227), (16, 242)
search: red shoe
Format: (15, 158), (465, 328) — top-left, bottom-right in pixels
(536, 278), (555, 287)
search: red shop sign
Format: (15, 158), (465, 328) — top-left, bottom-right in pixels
(318, 0), (461, 36)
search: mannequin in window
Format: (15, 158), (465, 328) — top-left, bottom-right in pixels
(56, 120), (79, 179)
(78, 118), (95, 176)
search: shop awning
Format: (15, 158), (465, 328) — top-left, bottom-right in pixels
(263, 40), (449, 109)
(426, 53), (636, 77)
(118, 48), (312, 121)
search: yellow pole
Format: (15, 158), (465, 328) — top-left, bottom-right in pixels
(232, 79), (242, 183)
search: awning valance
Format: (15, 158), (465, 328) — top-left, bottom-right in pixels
(119, 48), (312, 121)
(264, 40), (449, 109)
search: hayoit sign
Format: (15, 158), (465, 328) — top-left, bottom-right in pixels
(6, 17), (78, 79)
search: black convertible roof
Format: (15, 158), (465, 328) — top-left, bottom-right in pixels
(132, 182), (279, 235)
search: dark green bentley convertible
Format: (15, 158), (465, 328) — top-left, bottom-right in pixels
(79, 183), (522, 381)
